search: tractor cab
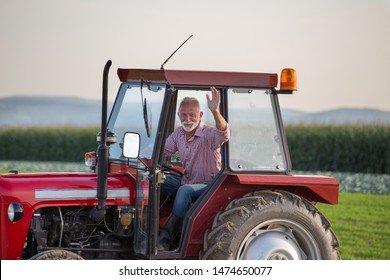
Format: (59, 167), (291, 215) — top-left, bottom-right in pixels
(93, 65), (312, 259)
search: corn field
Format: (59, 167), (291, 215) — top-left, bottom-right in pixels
(0, 124), (389, 174)
(0, 126), (98, 162)
(285, 124), (390, 174)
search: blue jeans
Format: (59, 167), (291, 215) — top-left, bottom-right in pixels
(160, 175), (208, 218)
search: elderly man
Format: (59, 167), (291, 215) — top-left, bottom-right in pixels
(158, 86), (230, 250)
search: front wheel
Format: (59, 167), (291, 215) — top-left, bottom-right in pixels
(201, 190), (340, 260)
(29, 249), (84, 260)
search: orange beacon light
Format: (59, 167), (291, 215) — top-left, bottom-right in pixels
(280, 68), (297, 91)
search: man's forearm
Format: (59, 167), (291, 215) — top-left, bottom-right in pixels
(212, 110), (227, 131)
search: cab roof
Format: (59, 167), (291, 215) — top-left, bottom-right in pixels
(117, 68), (278, 88)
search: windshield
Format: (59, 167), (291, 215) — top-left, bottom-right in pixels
(107, 81), (166, 160)
(228, 88), (286, 171)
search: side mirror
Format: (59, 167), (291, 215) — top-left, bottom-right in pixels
(123, 132), (140, 159)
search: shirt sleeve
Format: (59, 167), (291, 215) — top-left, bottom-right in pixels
(164, 130), (178, 156)
(210, 123), (230, 150)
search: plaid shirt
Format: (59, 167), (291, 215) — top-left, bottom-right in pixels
(164, 121), (230, 184)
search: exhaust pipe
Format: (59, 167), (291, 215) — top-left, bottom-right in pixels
(94, 60), (112, 219)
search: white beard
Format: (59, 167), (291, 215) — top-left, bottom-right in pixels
(181, 121), (198, 132)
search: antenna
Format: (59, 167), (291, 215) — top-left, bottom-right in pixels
(160, 35), (193, 70)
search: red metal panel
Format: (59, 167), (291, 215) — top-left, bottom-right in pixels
(232, 174), (339, 204)
(117, 69), (167, 83)
(0, 172), (135, 208)
(117, 68), (278, 88)
(164, 70), (278, 88)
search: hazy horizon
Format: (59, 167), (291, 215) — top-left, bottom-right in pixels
(2, 95), (390, 128)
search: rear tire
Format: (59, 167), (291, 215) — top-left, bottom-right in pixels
(201, 190), (340, 260)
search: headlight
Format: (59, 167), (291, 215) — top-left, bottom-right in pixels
(8, 202), (24, 222)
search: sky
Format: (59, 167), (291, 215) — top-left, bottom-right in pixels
(0, 0), (389, 113)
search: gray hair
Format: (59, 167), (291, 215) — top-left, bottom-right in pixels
(178, 97), (200, 111)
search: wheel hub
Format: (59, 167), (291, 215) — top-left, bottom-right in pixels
(240, 227), (307, 260)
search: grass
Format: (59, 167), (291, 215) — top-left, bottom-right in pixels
(317, 192), (390, 260)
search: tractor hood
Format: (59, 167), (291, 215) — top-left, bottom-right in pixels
(0, 172), (135, 210)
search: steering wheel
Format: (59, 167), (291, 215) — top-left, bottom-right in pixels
(161, 164), (184, 177)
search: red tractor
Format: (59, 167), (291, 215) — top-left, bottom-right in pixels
(0, 60), (340, 260)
